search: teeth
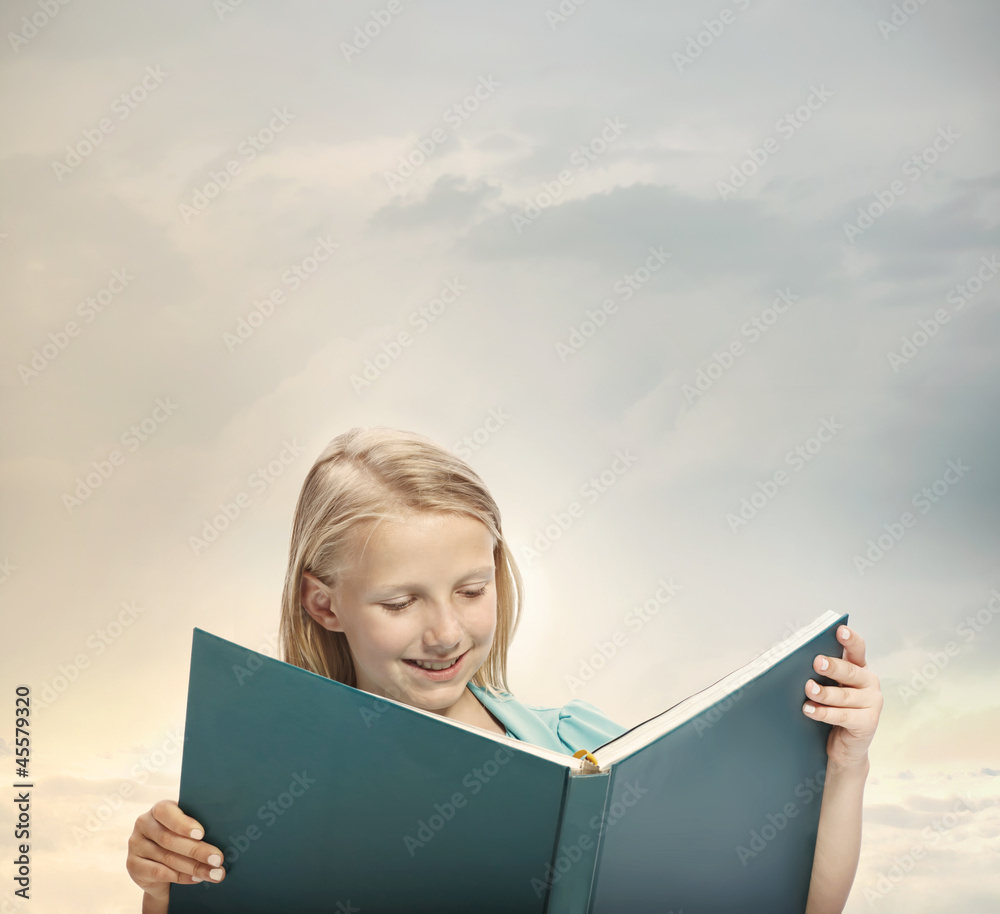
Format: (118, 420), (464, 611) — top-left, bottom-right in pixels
(410, 657), (459, 671)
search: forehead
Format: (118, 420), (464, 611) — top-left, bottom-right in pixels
(352, 512), (495, 578)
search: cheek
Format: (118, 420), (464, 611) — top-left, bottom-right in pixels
(351, 613), (415, 659)
(474, 598), (499, 641)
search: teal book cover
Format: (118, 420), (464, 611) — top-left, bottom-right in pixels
(171, 611), (846, 913)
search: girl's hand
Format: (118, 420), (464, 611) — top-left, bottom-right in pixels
(803, 624), (883, 770)
(126, 799), (226, 913)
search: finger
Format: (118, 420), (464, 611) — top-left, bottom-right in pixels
(837, 624), (867, 668)
(813, 653), (877, 688)
(133, 834), (226, 884)
(128, 846), (222, 889)
(804, 678), (874, 710)
(802, 701), (877, 729)
(150, 798), (207, 842)
(146, 799), (225, 865)
(138, 806), (226, 878)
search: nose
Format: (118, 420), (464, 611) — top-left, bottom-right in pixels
(422, 597), (464, 654)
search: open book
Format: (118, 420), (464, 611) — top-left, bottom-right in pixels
(171, 610), (846, 914)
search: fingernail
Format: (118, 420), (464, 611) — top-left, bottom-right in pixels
(840, 627), (850, 640)
(207, 854), (222, 867)
(803, 703), (815, 714)
(210, 868), (224, 881)
(817, 656), (829, 671)
(191, 877), (203, 884)
(190, 828), (204, 840)
(808, 681), (820, 695)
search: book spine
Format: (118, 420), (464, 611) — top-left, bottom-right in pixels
(542, 770), (612, 914)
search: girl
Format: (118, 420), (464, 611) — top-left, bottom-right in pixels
(126, 427), (883, 914)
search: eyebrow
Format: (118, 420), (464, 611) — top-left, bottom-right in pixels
(370, 566), (495, 595)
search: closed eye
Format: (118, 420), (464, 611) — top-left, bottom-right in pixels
(380, 584), (489, 612)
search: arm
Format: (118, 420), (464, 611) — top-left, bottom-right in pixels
(804, 754), (869, 914)
(801, 626), (883, 914)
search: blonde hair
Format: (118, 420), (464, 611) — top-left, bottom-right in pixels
(278, 427), (523, 698)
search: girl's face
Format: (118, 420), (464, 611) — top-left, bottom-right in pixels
(303, 511), (498, 718)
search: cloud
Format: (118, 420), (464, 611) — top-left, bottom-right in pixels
(370, 174), (501, 229)
(3, 1), (998, 911)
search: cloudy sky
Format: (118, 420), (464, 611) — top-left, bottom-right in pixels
(1, 0), (998, 910)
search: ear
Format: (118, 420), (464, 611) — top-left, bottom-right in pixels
(300, 571), (344, 632)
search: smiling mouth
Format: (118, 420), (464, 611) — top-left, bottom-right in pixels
(403, 651), (467, 671)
